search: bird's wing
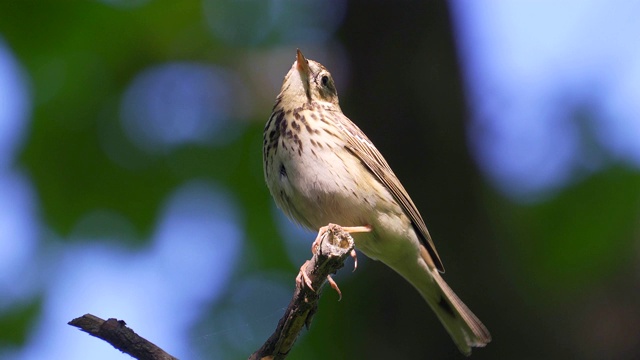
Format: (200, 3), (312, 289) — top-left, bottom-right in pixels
(334, 112), (445, 272)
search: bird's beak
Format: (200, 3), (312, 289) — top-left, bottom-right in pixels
(296, 49), (309, 76)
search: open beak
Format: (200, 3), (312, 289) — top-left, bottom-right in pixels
(296, 49), (309, 76)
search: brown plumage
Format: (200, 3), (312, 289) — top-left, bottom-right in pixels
(263, 50), (491, 355)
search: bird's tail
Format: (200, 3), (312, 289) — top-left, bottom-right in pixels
(392, 248), (491, 356)
(427, 268), (491, 355)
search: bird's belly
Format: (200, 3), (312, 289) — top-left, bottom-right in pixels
(267, 142), (417, 263)
(274, 145), (372, 229)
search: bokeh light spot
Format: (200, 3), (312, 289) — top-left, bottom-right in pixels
(452, 0), (640, 201)
(203, 0), (347, 46)
(12, 180), (243, 360)
(120, 62), (250, 153)
(0, 172), (39, 309)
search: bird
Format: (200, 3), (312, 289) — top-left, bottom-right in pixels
(262, 49), (491, 355)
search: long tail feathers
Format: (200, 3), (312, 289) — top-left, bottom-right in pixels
(380, 245), (491, 355)
(429, 269), (491, 355)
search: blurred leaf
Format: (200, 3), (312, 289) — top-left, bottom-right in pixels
(7, 0), (214, 238)
(498, 168), (640, 298)
(0, 297), (41, 346)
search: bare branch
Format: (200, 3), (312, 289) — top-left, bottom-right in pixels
(249, 223), (356, 360)
(68, 314), (177, 360)
(69, 224), (355, 360)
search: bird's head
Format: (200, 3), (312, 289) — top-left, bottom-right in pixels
(277, 49), (340, 108)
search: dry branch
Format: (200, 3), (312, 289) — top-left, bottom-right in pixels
(68, 314), (177, 360)
(249, 223), (356, 360)
(68, 224), (355, 360)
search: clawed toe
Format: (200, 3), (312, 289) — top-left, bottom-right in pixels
(310, 225), (331, 253)
(350, 249), (358, 272)
(311, 224), (371, 254)
(327, 275), (342, 301)
(296, 262), (315, 292)
(302, 223), (367, 300)
(341, 225), (372, 234)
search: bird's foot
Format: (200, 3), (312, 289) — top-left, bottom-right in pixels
(310, 225), (331, 254)
(296, 261), (315, 292)
(311, 224), (372, 254)
(305, 224), (372, 297)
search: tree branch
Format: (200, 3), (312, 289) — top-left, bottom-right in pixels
(249, 223), (356, 360)
(68, 224), (354, 360)
(68, 314), (177, 360)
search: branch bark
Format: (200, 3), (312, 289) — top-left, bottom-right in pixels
(68, 314), (177, 360)
(68, 224), (354, 360)
(249, 223), (356, 360)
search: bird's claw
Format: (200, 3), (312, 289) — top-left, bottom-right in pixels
(296, 261), (315, 292)
(350, 249), (358, 272)
(341, 225), (369, 272)
(327, 275), (342, 301)
(310, 225), (330, 254)
(311, 224), (372, 254)
(305, 224), (372, 299)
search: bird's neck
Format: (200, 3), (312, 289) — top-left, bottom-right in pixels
(277, 98), (341, 114)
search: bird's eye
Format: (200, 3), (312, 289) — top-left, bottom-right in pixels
(321, 75), (329, 86)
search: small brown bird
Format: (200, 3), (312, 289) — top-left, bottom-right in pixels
(263, 50), (491, 355)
